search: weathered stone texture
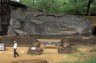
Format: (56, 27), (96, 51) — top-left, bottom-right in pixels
(8, 8), (92, 36)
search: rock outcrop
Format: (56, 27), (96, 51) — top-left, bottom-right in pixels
(8, 8), (92, 36)
(0, 0), (11, 35)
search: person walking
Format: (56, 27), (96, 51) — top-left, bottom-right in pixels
(13, 41), (19, 58)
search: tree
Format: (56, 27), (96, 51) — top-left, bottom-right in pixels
(86, 0), (94, 16)
(21, 0), (96, 15)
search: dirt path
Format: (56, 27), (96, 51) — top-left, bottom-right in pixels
(0, 39), (96, 63)
(0, 47), (78, 63)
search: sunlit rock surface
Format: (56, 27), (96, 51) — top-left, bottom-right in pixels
(8, 8), (92, 36)
(11, 0), (20, 2)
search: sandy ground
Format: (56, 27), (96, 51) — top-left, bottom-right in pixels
(0, 46), (96, 63)
(0, 47), (76, 63)
(0, 39), (96, 63)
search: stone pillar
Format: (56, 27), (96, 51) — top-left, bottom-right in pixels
(0, 0), (11, 35)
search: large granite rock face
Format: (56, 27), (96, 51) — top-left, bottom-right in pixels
(8, 8), (92, 36)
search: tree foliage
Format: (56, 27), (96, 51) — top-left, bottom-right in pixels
(21, 0), (96, 15)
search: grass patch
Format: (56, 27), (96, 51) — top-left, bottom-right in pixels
(60, 57), (96, 63)
(72, 45), (85, 55)
(90, 46), (96, 52)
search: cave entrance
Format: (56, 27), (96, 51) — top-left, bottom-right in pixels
(92, 26), (96, 35)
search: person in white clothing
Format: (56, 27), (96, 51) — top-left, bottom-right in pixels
(13, 41), (19, 57)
